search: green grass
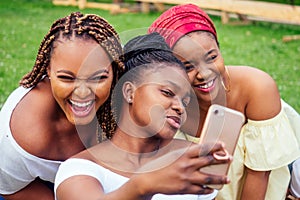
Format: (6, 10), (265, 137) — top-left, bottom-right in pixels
(0, 0), (300, 113)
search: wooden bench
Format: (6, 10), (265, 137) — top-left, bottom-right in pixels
(52, 0), (129, 14)
(136, 0), (300, 26)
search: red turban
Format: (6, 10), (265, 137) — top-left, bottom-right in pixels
(148, 4), (217, 48)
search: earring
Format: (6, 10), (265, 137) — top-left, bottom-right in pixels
(127, 98), (132, 103)
(221, 66), (231, 92)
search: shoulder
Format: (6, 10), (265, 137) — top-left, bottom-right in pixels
(73, 143), (108, 163)
(228, 66), (281, 120)
(10, 80), (60, 154)
(228, 66), (277, 89)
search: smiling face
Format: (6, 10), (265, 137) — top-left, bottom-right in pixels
(48, 38), (113, 125)
(173, 31), (225, 104)
(126, 65), (191, 139)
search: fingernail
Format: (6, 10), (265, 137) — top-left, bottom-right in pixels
(226, 177), (230, 183)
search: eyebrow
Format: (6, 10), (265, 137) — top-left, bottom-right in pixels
(165, 80), (191, 96)
(205, 48), (217, 57)
(56, 69), (110, 77)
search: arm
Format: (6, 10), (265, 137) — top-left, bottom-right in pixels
(2, 179), (54, 200)
(240, 167), (271, 200)
(240, 67), (280, 199)
(56, 142), (231, 200)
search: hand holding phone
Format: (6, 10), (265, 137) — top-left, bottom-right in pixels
(199, 104), (245, 189)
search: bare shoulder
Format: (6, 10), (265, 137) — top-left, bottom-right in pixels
(73, 144), (102, 160)
(10, 79), (59, 154)
(228, 66), (281, 120)
(228, 66), (277, 87)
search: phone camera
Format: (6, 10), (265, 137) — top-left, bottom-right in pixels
(214, 109), (224, 117)
(214, 109), (219, 115)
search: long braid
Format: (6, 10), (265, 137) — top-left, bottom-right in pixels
(20, 12), (124, 141)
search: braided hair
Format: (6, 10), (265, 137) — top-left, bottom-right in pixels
(20, 12), (125, 140)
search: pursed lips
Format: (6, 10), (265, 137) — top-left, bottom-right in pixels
(166, 115), (181, 129)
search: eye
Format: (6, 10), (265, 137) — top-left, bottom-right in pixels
(161, 89), (174, 97)
(184, 62), (195, 72)
(56, 75), (75, 82)
(206, 50), (219, 62)
(88, 75), (109, 83)
(208, 54), (217, 62)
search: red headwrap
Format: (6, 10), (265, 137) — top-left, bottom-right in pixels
(148, 4), (217, 48)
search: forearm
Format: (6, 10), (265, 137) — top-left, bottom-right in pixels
(56, 174), (154, 200)
(107, 175), (153, 200)
(240, 167), (271, 200)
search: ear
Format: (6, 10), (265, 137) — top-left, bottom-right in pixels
(47, 66), (51, 79)
(122, 81), (135, 104)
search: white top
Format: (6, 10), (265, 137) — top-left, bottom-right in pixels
(0, 86), (61, 195)
(55, 158), (218, 200)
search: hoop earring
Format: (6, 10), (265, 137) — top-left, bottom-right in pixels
(221, 66), (231, 92)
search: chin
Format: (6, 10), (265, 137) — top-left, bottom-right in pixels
(69, 115), (95, 126)
(196, 87), (220, 104)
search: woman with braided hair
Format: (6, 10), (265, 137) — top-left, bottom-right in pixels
(0, 12), (124, 200)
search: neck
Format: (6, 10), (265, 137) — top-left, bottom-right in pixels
(75, 117), (99, 148)
(111, 127), (162, 154)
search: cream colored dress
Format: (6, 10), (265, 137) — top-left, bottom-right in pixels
(175, 100), (300, 200)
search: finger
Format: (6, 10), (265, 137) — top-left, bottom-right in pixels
(213, 149), (231, 161)
(190, 170), (230, 186)
(198, 153), (232, 167)
(185, 142), (225, 158)
(180, 184), (215, 195)
(200, 141), (226, 156)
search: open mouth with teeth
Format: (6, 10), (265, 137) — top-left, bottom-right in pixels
(195, 78), (216, 93)
(69, 99), (95, 117)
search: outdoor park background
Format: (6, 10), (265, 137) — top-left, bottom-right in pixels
(0, 0), (299, 112)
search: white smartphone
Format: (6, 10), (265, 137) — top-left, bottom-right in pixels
(198, 104), (245, 189)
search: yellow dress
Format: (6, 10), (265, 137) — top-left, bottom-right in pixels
(175, 100), (300, 200)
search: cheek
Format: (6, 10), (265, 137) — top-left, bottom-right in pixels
(215, 58), (225, 74)
(94, 81), (113, 108)
(131, 100), (150, 125)
(187, 71), (197, 83)
(51, 81), (73, 102)
(132, 102), (166, 135)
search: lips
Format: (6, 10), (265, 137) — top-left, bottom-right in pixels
(194, 78), (216, 93)
(69, 99), (95, 117)
(166, 116), (181, 129)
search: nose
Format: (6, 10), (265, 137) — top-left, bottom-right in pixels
(172, 97), (185, 115)
(195, 65), (213, 81)
(73, 80), (92, 98)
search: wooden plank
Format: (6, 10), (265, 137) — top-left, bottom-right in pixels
(52, 0), (77, 6)
(53, 0), (129, 14)
(282, 35), (300, 42)
(136, 0), (300, 25)
(79, 0), (120, 10)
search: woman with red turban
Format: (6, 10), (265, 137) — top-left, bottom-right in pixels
(149, 4), (300, 200)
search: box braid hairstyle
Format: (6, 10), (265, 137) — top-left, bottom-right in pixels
(19, 12), (125, 141)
